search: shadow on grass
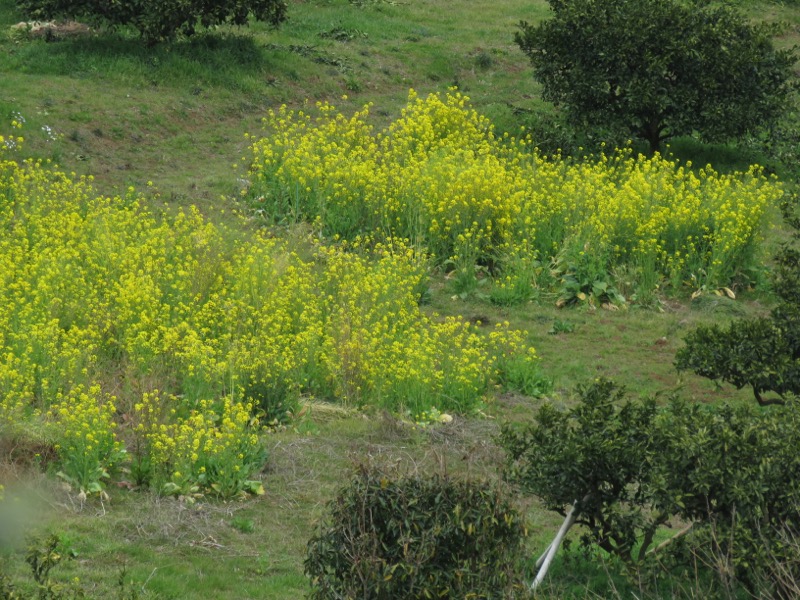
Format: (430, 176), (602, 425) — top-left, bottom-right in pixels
(531, 541), (750, 599)
(2, 30), (280, 92)
(665, 135), (774, 175)
(530, 544), (635, 599)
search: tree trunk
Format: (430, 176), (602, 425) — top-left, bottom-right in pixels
(643, 116), (663, 155)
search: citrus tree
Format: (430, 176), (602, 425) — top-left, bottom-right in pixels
(676, 197), (800, 405)
(516, 0), (795, 153)
(500, 379), (800, 594)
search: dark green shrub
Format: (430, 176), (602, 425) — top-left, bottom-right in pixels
(500, 378), (800, 596)
(516, 0), (795, 153)
(304, 468), (527, 600)
(676, 197), (800, 405)
(651, 398), (800, 597)
(501, 379), (665, 566)
(675, 317), (799, 405)
(15, 0), (287, 44)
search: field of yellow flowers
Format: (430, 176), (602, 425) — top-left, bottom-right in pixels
(0, 88), (786, 501)
(0, 122), (542, 498)
(247, 90), (784, 305)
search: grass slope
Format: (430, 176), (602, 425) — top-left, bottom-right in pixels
(0, 0), (548, 202)
(0, 0), (795, 597)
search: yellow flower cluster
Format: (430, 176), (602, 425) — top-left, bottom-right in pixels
(0, 115), (24, 155)
(0, 127), (542, 495)
(49, 385), (125, 493)
(219, 235), (536, 414)
(247, 90), (783, 294)
(134, 392), (264, 498)
(314, 239), (499, 412)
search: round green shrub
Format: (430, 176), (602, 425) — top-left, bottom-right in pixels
(305, 468), (527, 600)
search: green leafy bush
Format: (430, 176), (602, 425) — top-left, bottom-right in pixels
(501, 379), (664, 565)
(500, 378), (800, 596)
(516, 0), (795, 153)
(676, 197), (800, 405)
(15, 0), (287, 43)
(651, 399), (800, 596)
(305, 468), (527, 599)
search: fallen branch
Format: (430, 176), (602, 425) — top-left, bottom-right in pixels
(646, 522), (695, 557)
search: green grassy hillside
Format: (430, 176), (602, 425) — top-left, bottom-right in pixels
(1, 0), (798, 597)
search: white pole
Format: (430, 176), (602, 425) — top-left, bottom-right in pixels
(531, 499), (580, 590)
(534, 542), (552, 570)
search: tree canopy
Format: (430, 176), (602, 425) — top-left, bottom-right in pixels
(676, 197), (800, 406)
(515, 0), (796, 153)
